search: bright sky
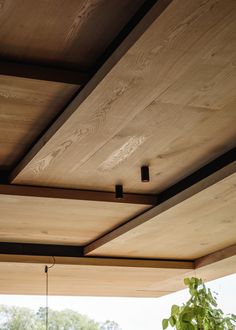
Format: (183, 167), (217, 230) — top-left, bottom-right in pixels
(0, 273), (235, 330)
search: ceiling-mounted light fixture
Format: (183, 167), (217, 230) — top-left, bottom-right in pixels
(141, 166), (150, 182)
(115, 184), (123, 199)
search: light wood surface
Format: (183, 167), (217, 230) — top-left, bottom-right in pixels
(195, 244), (236, 269)
(1, 0), (235, 296)
(150, 255), (236, 294)
(0, 76), (77, 168)
(85, 162), (236, 255)
(13, 0), (236, 193)
(0, 194), (149, 245)
(0, 255), (193, 269)
(0, 252), (234, 297)
(86, 172), (236, 259)
(0, 261), (189, 297)
(0, 0), (145, 70)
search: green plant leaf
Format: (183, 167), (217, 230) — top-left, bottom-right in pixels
(182, 312), (194, 322)
(162, 277), (236, 330)
(162, 319), (169, 329)
(189, 288), (197, 296)
(171, 305), (179, 316)
(169, 316), (176, 326)
(184, 278), (190, 286)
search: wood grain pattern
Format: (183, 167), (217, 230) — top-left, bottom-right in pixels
(0, 253), (234, 296)
(0, 256), (193, 296)
(86, 172), (236, 259)
(84, 161), (236, 255)
(149, 255), (236, 294)
(195, 244), (236, 269)
(0, 255), (193, 269)
(0, 0), (145, 70)
(13, 0), (236, 194)
(0, 194), (149, 245)
(0, 76), (77, 167)
(10, 0), (172, 183)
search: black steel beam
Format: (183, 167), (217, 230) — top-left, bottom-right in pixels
(0, 243), (194, 269)
(0, 60), (89, 85)
(0, 242), (83, 257)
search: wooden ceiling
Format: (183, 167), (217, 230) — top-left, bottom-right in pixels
(0, 191), (149, 245)
(0, 76), (77, 168)
(0, 0), (235, 296)
(86, 172), (236, 259)
(0, 0), (146, 69)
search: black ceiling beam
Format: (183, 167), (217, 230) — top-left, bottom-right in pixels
(0, 170), (10, 184)
(0, 242), (83, 257)
(0, 242), (193, 269)
(0, 241), (234, 270)
(0, 60), (90, 85)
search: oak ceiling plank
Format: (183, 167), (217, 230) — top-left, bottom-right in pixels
(0, 246), (233, 297)
(85, 165), (236, 259)
(138, 246), (236, 294)
(151, 255), (236, 294)
(0, 261), (190, 296)
(0, 76), (77, 167)
(0, 0), (146, 69)
(0, 194), (149, 245)
(54, 101), (236, 193)
(0, 247), (234, 297)
(12, 0), (236, 193)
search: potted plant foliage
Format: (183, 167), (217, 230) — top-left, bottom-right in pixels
(162, 277), (236, 330)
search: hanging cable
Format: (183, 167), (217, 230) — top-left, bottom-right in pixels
(45, 257), (56, 330)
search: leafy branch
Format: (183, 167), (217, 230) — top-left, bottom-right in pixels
(162, 277), (236, 330)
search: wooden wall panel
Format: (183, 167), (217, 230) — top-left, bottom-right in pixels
(13, 0), (236, 193)
(0, 194), (149, 245)
(87, 173), (236, 259)
(0, 76), (77, 168)
(0, 0), (145, 69)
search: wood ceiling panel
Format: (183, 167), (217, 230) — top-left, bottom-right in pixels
(26, 102), (234, 194)
(13, 0), (236, 193)
(0, 76), (77, 168)
(0, 260), (190, 297)
(0, 253), (234, 296)
(149, 255), (236, 294)
(0, 194), (149, 245)
(87, 172), (236, 259)
(0, 0), (145, 69)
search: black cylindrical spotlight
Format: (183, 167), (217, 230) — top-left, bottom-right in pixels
(141, 166), (150, 182)
(115, 185), (123, 199)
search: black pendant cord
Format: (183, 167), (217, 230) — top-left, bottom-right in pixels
(44, 257), (56, 330)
